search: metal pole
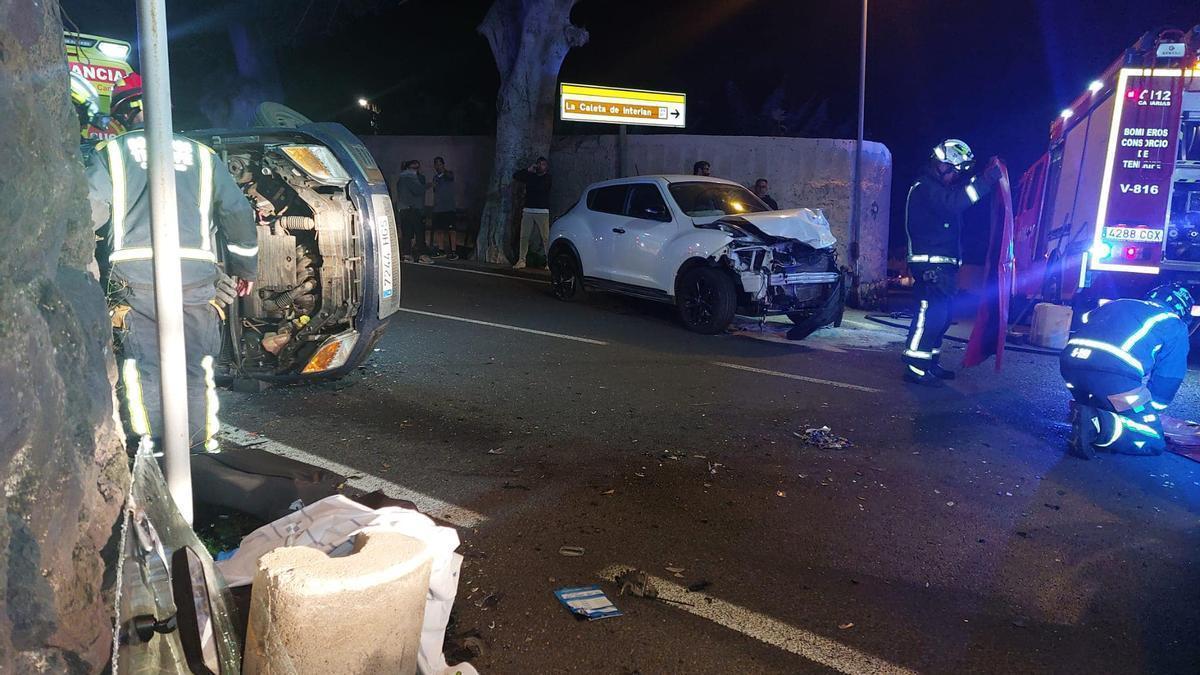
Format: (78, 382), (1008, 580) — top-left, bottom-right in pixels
(617, 124), (630, 178)
(850, 0), (868, 280)
(136, 0), (193, 523)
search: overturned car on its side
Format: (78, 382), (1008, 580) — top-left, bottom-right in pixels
(547, 176), (846, 337)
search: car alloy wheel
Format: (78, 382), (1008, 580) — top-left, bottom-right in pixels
(550, 251), (581, 301)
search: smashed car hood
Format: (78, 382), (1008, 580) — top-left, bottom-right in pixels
(732, 209), (838, 249)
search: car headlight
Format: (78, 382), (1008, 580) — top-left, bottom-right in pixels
(302, 330), (358, 374)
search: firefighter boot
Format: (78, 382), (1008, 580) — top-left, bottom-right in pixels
(903, 364), (943, 387)
(1068, 403), (1099, 460)
(928, 363), (956, 380)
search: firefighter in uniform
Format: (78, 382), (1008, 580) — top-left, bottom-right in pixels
(86, 83), (258, 453)
(1060, 284), (1193, 459)
(902, 139), (1001, 385)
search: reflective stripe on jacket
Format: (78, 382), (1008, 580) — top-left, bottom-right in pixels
(905, 169), (989, 265)
(87, 131), (259, 298)
(1061, 298), (1190, 405)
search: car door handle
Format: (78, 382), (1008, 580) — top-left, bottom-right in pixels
(612, 228), (626, 234)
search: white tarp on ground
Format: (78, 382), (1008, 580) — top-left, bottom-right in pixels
(217, 495), (476, 675)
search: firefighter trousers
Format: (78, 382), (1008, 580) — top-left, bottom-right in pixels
(1060, 363), (1165, 456)
(114, 296), (222, 453)
(903, 263), (957, 374)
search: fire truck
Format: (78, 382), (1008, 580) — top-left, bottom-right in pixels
(65, 31), (134, 140)
(1014, 27), (1200, 319)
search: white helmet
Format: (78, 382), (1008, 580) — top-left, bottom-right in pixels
(932, 139), (975, 172)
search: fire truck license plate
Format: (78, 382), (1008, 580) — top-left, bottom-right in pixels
(1103, 226), (1165, 243)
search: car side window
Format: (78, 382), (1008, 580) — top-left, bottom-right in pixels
(587, 185), (630, 215)
(626, 184), (671, 222)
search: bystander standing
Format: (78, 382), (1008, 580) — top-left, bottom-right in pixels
(430, 156), (459, 259)
(396, 159), (430, 263)
(753, 178), (779, 210)
(512, 156), (552, 270)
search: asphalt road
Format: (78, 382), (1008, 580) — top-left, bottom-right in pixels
(221, 261), (1200, 675)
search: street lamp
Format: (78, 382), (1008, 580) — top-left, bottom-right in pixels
(357, 97), (380, 134)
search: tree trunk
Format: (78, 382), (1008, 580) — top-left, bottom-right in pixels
(475, 0), (588, 263)
(0, 1), (129, 671)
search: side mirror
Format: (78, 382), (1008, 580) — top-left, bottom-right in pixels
(643, 206), (670, 222)
(171, 547), (221, 675)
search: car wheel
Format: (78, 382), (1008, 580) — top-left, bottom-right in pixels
(550, 249), (585, 301)
(677, 266), (737, 334)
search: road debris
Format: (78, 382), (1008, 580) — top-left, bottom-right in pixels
(486, 448), (505, 455)
(615, 569), (658, 599)
(795, 426), (853, 450)
(687, 579), (711, 592)
(839, 622), (855, 630)
(600, 489), (616, 496)
(776, 490), (787, 498)
(559, 546), (586, 557)
(554, 585), (621, 620)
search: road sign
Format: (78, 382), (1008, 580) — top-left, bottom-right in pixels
(559, 83), (686, 128)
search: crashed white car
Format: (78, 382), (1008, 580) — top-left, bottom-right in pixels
(548, 175), (846, 336)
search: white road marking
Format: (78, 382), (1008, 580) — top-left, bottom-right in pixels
(398, 307), (608, 345)
(598, 565), (917, 675)
(403, 261), (551, 285)
(711, 361), (881, 393)
(217, 424), (487, 528)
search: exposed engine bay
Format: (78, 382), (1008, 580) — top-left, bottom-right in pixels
(219, 141), (364, 377)
(707, 216), (843, 310)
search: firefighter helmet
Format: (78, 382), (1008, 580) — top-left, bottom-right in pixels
(932, 139), (975, 172)
(70, 71), (102, 134)
(1145, 283), (1194, 320)
(110, 73), (143, 130)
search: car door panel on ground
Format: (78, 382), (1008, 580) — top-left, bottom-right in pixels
(582, 184), (630, 279)
(609, 182), (682, 290)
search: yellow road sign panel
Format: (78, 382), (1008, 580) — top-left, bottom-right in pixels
(560, 83), (686, 128)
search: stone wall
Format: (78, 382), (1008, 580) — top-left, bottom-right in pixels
(0, 1), (129, 671)
(363, 133), (891, 303)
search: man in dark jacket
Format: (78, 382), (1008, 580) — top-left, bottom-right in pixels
(753, 178), (779, 210)
(902, 138), (1000, 385)
(396, 159), (430, 263)
(87, 89), (258, 453)
(1060, 284), (1194, 458)
(512, 156), (552, 269)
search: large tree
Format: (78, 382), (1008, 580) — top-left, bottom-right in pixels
(0, 0), (128, 670)
(475, 0), (588, 263)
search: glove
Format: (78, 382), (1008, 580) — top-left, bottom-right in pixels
(214, 272), (237, 307)
(982, 158), (1004, 185)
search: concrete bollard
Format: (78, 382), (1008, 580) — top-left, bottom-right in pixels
(243, 531), (433, 675)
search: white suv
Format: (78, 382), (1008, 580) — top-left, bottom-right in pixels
(548, 175), (845, 337)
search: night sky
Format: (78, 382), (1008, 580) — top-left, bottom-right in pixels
(63, 0), (1197, 247)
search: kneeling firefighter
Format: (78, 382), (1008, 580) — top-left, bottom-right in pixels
(86, 81), (259, 453)
(1060, 284), (1194, 458)
(902, 139), (1002, 385)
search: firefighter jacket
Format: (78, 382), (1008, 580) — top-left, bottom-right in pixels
(1064, 299), (1191, 406)
(904, 168), (990, 265)
(86, 131), (258, 304)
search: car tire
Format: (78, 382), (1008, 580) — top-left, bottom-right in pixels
(676, 266), (737, 334)
(550, 249), (585, 302)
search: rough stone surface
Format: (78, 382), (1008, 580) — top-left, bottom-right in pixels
(0, 1), (129, 671)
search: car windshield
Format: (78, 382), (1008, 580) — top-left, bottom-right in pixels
(668, 182), (768, 217)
